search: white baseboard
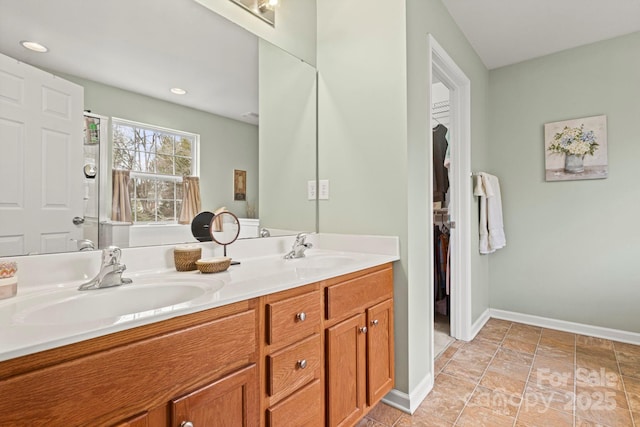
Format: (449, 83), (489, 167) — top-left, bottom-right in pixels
(469, 308), (491, 340)
(490, 309), (640, 345)
(382, 372), (433, 414)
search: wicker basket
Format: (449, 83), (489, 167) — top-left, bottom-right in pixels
(196, 257), (231, 274)
(173, 246), (202, 271)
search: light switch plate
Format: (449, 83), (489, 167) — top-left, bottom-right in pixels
(307, 180), (317, 200)
(319, 179), (329, 200)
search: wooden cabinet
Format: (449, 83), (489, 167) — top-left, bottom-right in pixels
(114, 413), (150, 427)
(0, 300), (259, 427)
(265, 290), (321, 347)
(172, 364), (258, 427)
(366, 298), (394, 406)
(0, 263), (394, 427)
(266, 379), (323, 426)
(262, 285), (324, 426)
(326, 313), (367, 427)
(324, 265), (395, 427)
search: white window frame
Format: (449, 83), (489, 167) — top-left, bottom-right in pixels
(111, 117), (200, 224)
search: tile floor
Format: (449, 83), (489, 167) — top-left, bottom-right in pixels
(358, 318), (640, 427)
(434, 313), (455, 358)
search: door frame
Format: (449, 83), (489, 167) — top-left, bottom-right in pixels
(428, 34), (473, 342)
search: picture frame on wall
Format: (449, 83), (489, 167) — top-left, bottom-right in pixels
(234, 169), (247, 201)
(544, 115), (608, 182)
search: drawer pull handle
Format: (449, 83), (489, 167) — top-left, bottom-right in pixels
(181, 422), (194, 427)
(371, 319), (379, 326)
(360, 326), (368, 334)
(296, 312), (307, 322)
(297, 359), (308, 369)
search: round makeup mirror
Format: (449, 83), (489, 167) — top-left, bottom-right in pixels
(210, 211), (241, 264)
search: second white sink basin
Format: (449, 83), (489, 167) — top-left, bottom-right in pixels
(287, 255), (356, 270)
(12, 280), (225, 326)
(284, 254), (358, 279)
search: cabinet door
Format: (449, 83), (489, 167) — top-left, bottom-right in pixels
(325, 313), (366, 427)
(113, 412), (148, 427)
(171, 364), (258, 427)
(366, 299), (395, 406)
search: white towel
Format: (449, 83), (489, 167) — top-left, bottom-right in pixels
(474, 172), (506, 254)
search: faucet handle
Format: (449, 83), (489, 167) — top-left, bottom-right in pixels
(102, 246), (122, 265)
(295, 232), (308, 243)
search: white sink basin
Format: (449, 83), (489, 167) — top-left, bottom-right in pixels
(284, 255), (358, 279)
(12, 280), (225, 326)
(287, 255), (356, 270)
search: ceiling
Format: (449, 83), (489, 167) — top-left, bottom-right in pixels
(441, 0), (640, 69)
(0, 0), (259, 124)
(2, 0), (638, 116)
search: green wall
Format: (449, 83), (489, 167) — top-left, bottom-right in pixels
(488, 32), (640, 332)
(258, 40), (317, 233)
(406, 0), (491, 392)
(317, 0), (410, 391)
(317, 0), (492, 398)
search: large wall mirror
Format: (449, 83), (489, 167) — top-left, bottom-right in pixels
(0, 0), (317, 257)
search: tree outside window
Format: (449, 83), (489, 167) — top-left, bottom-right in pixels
(112, 119), (199, 223)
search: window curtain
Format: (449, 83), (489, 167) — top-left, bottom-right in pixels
(179, 176), (202, 225)
(212, 206), (228, 231)
(111, 169), (132, 223)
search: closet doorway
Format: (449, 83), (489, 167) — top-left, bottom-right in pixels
(428, 35), (473, 361)
(432, 77), (454, 356)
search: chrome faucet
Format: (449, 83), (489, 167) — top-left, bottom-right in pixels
(78, 246), (132, 291)
(284, 233), (313, 259)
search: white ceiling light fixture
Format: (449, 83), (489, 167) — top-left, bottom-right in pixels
(229, 0), (276, 26)
(170, 87), (187, 95)
(20, 40), (48, 53)
(258, 0), (278, 12)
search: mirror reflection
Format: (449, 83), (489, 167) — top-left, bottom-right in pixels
(210, 212), (241, 247)
(0, 0), (317, 258)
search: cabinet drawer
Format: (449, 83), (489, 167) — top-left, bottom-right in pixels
(266, 291), (320, 346)
(267, 334), (321, 398)
(266, 379), (322, 427)
(325, 267), (393, 321)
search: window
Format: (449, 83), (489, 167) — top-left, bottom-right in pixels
(112, 118), (199, 223)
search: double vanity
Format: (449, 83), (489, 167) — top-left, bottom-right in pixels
(0, 233), (399, 427)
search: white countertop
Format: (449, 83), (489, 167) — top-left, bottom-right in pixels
(0, 234), (399, 362)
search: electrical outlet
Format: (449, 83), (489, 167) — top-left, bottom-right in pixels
(307, 180), (317, 200)
(319, 179), (329, 200)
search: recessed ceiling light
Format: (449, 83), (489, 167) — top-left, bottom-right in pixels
(20, 40), (48, 53)
(170, 87), (187, 95)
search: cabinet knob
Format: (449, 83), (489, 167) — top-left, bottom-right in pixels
(181, 422), (194, 427)
(360, 326), (368, 334)
(297, 359), (308, 369)
(296, 312), (306, 322)
(371, 319), (379, 326)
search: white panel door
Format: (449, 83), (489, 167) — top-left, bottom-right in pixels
(0, 53), (84, 256)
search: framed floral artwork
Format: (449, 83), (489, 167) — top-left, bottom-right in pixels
(544, 115), (608, 181)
